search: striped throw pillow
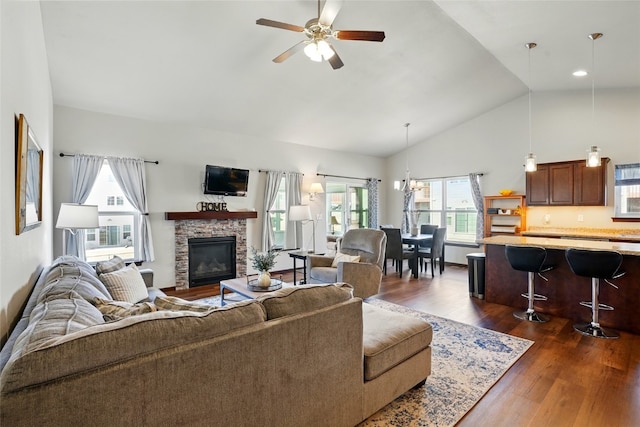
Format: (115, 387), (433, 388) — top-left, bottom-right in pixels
(99, 264), (149, 303)
(95, 255), (126, 275)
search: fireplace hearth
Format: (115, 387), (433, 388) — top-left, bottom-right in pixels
(188, 236), (236, 287)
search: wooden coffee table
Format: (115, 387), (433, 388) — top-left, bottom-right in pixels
(219, 277), (294, 306)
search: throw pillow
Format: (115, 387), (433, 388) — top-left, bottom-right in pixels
(331, 252), (361, 268)
(95, 256), (126, 275)
(154, 295), (217, 312)
(91, 297), (157, 321)
(99, 264), (149, 303)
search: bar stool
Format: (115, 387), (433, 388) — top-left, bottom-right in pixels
(565, 248), (624, 339)
(505, 245), (554, 322)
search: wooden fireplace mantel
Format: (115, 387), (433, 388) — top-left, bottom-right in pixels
(165, 211), (258, 221)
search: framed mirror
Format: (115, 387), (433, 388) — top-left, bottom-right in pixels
(15, 114), (43, 235)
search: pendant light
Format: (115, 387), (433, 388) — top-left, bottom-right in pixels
(524, 42), (537, 172)
(393, 123), (423, 192)
(586, 33), (603, 167)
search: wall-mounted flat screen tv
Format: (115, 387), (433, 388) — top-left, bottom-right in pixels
(204, 165), (249, 196)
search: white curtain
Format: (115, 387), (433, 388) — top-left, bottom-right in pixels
(68, 155), (104, 259)
(285, 172), (303, 249)
(262, 171), (284, 251)
(107, 157), (155, 262)
(469, 173), (484, 242)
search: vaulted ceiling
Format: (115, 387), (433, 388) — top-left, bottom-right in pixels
(40, 1), (640, 157)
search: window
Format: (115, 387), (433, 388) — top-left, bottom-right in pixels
(325, 182), (368, 236)
(83, 161), (139, 262)
(412, 176), (477, 243)
(614, 163), (640, 218)
(269, 177), (287, 249)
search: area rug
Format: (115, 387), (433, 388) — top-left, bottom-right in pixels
(195, 295), (533, 427)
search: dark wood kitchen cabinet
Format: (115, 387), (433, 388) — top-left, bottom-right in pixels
(526, 158), (609, 206)
(574, 160), (609, 205)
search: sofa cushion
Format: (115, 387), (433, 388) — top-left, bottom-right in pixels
(0, 300), (266, 393)
(99, 264), (149, 303)
(39, 266), (112, 303)
(309, 266), (339, 284)
(91, 297), (158, 321)
(95, 255), (126, 275)
(11, 298), (105, 357)
(362, 303), (433, 381)
(257, 283), (353, 320)
(154, 295), (217, 312)
(331, 252), (361, 268)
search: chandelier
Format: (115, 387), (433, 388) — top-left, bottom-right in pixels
(393, 123), (423, 192)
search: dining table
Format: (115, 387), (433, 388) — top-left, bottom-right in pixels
(401, 233), (433, 278)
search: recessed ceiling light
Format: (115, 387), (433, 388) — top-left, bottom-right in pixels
(573, 70), (588, 77)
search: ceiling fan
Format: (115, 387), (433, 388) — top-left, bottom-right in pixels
(256, 0), (385, 70)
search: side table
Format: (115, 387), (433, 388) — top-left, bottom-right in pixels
(288, 250), (324, 285)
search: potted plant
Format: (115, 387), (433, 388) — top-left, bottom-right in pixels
(249, 247), (279, 288)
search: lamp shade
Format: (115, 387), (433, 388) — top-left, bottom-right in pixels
(330, 216), (340, 225)
(288, 205), (312, 222)
(56, 203), (99, 229)
(309, 183), (324, 194)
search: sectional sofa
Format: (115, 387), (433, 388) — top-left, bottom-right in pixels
(0, 255), (432, 426)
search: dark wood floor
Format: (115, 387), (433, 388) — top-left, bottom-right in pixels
(166, 262), (640, 426)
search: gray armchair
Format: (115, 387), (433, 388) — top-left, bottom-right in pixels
(306, 228), (387, 299)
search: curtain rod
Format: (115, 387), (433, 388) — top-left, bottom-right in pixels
(411, 172), (484, 181)
(59, 152), (159, 165)
(316, 173), (381, 182)
(258, 169), (303, 175)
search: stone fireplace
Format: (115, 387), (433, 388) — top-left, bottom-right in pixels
(167, 211), (257, 290)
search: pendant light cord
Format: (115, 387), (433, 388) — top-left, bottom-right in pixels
(528, 46), (533, 153)
(524, 42), (536, 154)
(591, 36), (596, 127)
(403, 123), (410, 191)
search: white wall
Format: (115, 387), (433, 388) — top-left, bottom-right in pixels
(52, 105), (385, 287)
(0, 0), (53, 343)
(384, 88), (640, 264)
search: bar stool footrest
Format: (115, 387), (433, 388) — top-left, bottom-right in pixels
(520, 293), (548, 301)
(579, 301), (614, 311)
(573, 322), (619, 339)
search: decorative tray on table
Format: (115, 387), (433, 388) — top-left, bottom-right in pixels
(246, 275), (283, 292)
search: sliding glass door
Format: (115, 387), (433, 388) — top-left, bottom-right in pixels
(326, 182), (368, 236)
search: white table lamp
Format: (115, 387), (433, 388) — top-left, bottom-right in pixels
(56, 203), (99, 255)
(289, 205), (316, 253)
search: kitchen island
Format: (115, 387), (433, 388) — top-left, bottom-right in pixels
(480, 235), (640, 334)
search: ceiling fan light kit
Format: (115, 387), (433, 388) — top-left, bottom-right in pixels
(256, 0), (385, 70)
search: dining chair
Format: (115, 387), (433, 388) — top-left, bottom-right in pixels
(381, 228), (417, 278)
(418, 228), (446, 277)
(418, 224), (437, 273)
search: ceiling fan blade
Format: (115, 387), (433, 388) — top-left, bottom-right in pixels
(319, 0), (343, 26)
(272, 41), (306, 63)
(256, 18), (304, 33)
(328, 46), (344, 70)
(335, 30), (386, 42)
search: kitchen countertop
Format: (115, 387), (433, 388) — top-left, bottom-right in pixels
(522, 227), (640, 242)
(480, 235), (640, 256)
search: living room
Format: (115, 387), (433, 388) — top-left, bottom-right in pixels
(1, 1), (640, 424)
